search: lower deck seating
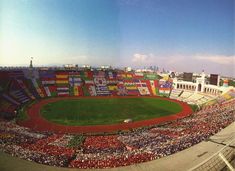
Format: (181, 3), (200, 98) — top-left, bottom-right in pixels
(2, 93), (20, 106)
(0, 98), (17, 119)
(170, 89), (183, 99)
(197, 95), (215, 105)
(31, 79), (46, 98)
(57, 86), (69, 96)
(10, 90), (30, 104)
(184, 93), (204, 104)
(0, 69), (232, 118)
(177, 91), (193, 101)
(0, 97), (234, 169)
(170, 89), (217, 105)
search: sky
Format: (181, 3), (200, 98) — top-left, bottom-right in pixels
(0, 0), (234, 77)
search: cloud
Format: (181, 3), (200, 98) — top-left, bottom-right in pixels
(132, 53), (154, 64)
(166, 55), (187, 65)
(132, 54), (147, 62)
(129, 53), (235, 77)
(194, 55), (235, 65)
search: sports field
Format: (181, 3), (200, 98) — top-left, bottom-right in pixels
(40, 97), (182, 126)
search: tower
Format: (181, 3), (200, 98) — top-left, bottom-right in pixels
(29, 57), (33, 68)
(196, 70), (206, 93)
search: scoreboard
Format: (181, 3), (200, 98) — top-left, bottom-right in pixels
(210, 74), (219, 86)
(183, 72), (193, 81)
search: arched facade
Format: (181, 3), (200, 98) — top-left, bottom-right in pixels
(173, 72), (222, 96)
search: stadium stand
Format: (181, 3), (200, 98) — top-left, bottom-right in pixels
(55, 72), (69, 96)
(39, 70), (56, 97)
(124, 80), (140, 96)
(0, 68), (234, 169)
(177, 91), (193, 101)
(170, 89), (183, 99)
(183, 93), (204, 104)
(0, 98), (17, 119)
(107, 80), (119, 96)
(93, 71), (110, 96)
(68, 72), (83, 96)
(8, 80), (30, 104)
(0, 94), (234, 168)
(2, 93), (20, 106)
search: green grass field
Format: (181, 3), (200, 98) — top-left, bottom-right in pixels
(40, 97), (182, 126)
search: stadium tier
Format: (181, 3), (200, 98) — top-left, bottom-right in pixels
(0, 68), (234, 169)
(0, 68), (234, 118)
(0, 69), (166, 117)
(0, 96), (234, 168)
(169, 89), (183, 99)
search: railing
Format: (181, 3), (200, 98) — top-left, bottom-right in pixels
(189, 138), (235, 171)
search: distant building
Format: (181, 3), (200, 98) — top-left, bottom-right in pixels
(82, 65), (91, 69)
(101, 65), (112, 69)
(64, 64), (77, 69)
(125, 67), (132, 72)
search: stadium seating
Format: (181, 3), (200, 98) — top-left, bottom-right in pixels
(0, 69), (234, 169)
(0, 98), (17, 119)
(8, 80), (31, 104)
(94, 76), (110, 96)
(2, 93), (20, 106)
(196, 95), (215, 105)
(124, 80), (140, 96)
(0, 96), (234, 168)
(183, 93), (204, 104)
(69, 73), (83, 96)
(55, 72), (69, 96)
(0, 68), (231, 117)
(177, 91), (193, 101)
(169, 89), (183, 99)
(39, 70), (56, 97)
(24, 79), (41, 98)
(107, 80), (119, 96)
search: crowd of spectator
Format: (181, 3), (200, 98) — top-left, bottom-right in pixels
(82, 135), (126, 154)
(0, 98), (234, 168)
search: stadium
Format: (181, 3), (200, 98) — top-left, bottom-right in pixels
(1, 0), (234, 170)
(0, 63), (234, 170)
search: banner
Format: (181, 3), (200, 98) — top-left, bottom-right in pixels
(138, 87), (150, 95)
(74, 86), (79, 96)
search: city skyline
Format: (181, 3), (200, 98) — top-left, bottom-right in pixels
(0, 0), (234, 77)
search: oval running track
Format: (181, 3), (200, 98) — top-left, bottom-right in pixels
(18, 96), (193, 134)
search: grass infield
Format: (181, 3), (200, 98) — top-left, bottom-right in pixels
(40, 97), (182, 126)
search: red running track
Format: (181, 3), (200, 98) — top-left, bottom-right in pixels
(19, 96), (193, 134)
